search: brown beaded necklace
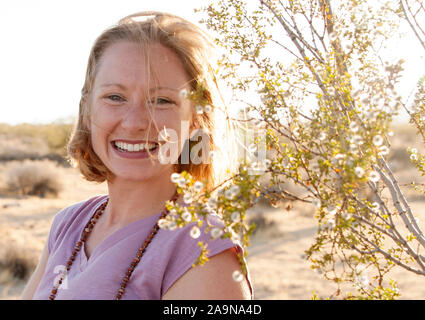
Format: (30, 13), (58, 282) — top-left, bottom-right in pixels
(49, 190), (179, 300)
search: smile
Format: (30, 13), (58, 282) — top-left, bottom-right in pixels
(113, 141), (159, 153)
(111, 140), (159, 158)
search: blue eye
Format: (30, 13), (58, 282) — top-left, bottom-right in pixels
(155, 98), (173, 104)
(107, 95), (124, 102)
(148, 97), (175, 107)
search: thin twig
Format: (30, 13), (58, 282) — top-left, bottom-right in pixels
(350, 227), (425, 275)
(400, 0), (425, 50)
(378, 159), (425, 247)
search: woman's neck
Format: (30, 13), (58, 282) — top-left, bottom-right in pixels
(102, 173), (179, 228)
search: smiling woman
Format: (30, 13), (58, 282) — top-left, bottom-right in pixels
(89, 41), (194, 180)
(20, 11), (252, 300)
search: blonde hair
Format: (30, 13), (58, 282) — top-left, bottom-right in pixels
(67, 11), (237, 190)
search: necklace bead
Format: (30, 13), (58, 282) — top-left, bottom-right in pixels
(49, 191), (179, 300)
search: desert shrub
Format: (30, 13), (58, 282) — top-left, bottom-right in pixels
(39, 122), (74, 155)
(0, 245), (37, 281)
(0, 134), (49, 159)
(0, 121), (74, 156)
(248, 213), (278, 236)
(163, 0), (425, 299)
(0, 153), (70, 168)
(6, 160), (63, 198)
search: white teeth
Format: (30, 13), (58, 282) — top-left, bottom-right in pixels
(114, 141), (157, 152)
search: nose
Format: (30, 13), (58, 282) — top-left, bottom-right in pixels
(120, 100), (151, 133)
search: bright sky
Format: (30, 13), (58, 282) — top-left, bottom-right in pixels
(0, 0), (423, 125)
(0, 0), (208, 125)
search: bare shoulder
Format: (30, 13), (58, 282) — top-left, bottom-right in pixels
(162, 247), (252, 300)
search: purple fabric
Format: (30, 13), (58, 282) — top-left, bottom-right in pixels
(32, 195), (253, 300)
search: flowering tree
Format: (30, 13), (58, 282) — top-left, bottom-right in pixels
(163, 0), (425, 299)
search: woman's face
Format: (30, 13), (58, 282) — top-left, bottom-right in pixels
(89, 41), (193, 182)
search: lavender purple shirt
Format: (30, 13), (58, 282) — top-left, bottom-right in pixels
(33, 195), (253, 300)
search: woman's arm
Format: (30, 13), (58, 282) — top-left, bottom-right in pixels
(162, 247), (251, 300)
(20, 238), (50, 299)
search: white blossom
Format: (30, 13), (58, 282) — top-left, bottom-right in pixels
(371, 202), (380, 213)
(351, 135), (363, 145)
(211, 227), (224, 239)
(167, 220), (177, 231)
(231, 211), (240, 222)
(169, 208), (178, 217)
(204, 104), (212, 113)
(368, 170), (380, 183)
(327, 219), (336, 229)
(171, 173), (181, 183)
(225, 185), (240, 200)
(207, 196), (218, 209)
(158, 218), (168, 229)
(225, 189), (235, 199)
(333, 153), (345, 165)
(190, 226), (201, 239)
(179, 89), (188, 99)
(343, 42), (353, 52)
(372, 135), (383, 146)
(350, 122), (359, 132)
(181, 209), (192, 222)
(327, 206), (338, 216)
(177, 177), (187, 187)
(354, 265), (369, 289)
(329, 31), (338, 41)
(196, 105), (204, 115)
(411, 153), (418, 161)
(193, 181), (204, 192)
(232, 270), (244, 282)
(251, 161), (267, 173)
(183, 192), (194, 204)
(342, 212), (352, 220)
(378, 145), (389, 156)
(230, 185), (240, 196)
(355, 167), (365, 178)
(203, 205), (213, 216)
(312, 199), (321, 209)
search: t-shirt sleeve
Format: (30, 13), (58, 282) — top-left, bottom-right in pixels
(46, 196), (105, 254)
(161, 214), (252, 298)
(47, 207), (68, 254)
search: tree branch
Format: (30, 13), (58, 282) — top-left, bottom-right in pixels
(400, 0), (425, 50)
(376, 159), (425, 249)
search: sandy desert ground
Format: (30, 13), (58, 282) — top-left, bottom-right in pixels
(1, 161), (425, 300)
